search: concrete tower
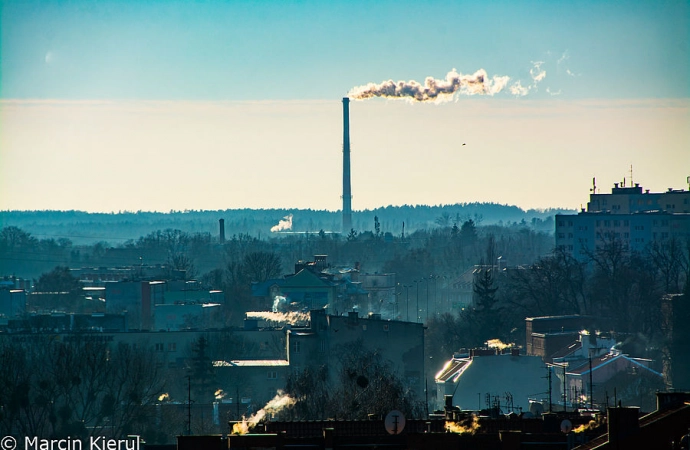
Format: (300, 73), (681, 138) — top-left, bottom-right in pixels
(342, 97), (352, 233)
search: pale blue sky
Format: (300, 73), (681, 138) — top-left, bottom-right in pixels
(3, 0), (688, 100)
(1, 0), (688, 213)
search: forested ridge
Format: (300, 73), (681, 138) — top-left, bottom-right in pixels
(0, 203), (569, 246)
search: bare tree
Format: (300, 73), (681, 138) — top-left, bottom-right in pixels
(647, 237), (688, 294)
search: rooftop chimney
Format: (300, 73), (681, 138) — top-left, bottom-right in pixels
(342, 97), (352, 233)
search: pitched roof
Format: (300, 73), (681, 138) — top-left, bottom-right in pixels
(435, 357), (472, 383)
(567, 352), (662, 377)
(550, 340), (582, 359)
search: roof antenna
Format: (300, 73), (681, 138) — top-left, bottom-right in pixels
(590, 177), (597, 194)
(629, 164), (634, 186)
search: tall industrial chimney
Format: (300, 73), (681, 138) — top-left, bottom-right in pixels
(342, 97), (352, 233)
(219, 218), (225, 243)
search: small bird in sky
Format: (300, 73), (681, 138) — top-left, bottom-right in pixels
(462, 143), (466, 146)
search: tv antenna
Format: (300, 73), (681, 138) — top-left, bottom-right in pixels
(629, 164), (634, 186)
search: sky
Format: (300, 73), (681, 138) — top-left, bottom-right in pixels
(1, 0), (688, 213)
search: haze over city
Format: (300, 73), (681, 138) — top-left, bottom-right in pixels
(1, 0), (688, 213)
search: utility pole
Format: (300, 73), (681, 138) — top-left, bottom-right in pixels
(548, 366), (553, 413)
(187, 376), (192, 435)
(416, 281), (420, 323)
(563, 365), (567, 412)
(589, 356), (594, 409)
(425, 277), (429, 324)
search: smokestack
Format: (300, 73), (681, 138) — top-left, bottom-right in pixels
(342, 97), (352, 233)
(219, 218), (225, 243)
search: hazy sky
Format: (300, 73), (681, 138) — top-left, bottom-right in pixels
(1, 0), (688, 213)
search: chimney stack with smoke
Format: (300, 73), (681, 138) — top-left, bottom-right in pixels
(342, 97), (352, 233)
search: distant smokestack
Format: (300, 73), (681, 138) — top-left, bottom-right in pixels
(342, 97), (352, 233)
(219, 218), (225, 243)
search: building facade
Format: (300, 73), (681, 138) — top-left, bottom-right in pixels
(555, 182), (690, 261)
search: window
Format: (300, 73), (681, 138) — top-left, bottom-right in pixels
(319, 340), (326, 353)
(568, 233), (574, 238)
(293, 341), (301, 353)
(155, 343), (164, 352)
(558, 233), (565, 239)
(267, 371), (277, 380)
(604, 220), (610, 227)
(168, 343), (176, 352)
(613, 220), (620, 227)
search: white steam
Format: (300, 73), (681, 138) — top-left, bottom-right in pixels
(247, 311), (310, 326)
(232, 391), (297, 434)
(270, 214), (293, 232)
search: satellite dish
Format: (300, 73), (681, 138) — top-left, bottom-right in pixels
(384, 410), (406, 435)
(560, 419), (573, 434)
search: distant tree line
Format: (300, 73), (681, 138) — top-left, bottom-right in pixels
(0, 204), (567, 247)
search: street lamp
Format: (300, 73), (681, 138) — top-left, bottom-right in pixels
(404, 285), (410, 322)
(415, 280), (421, 323)
(425, 276), (430, 324)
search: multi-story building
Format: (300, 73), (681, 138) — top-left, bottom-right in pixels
(287, 309), (426, 401)
(0, 309), (424, 426)
(556, 181), (690, 260)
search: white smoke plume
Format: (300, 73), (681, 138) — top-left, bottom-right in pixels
(445, 415), (480, 435)
(272, 295), (287, 312)
(486, 338), (513, 351)
(530, 61), (546, 82)
(348, 69), (510, 102)
(349, 63), (548, 102)
(270, 214), (293, 233)
(247, 311), (310, 326)
(510, 61), (547, 97)
(232, 391), (297, 434)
